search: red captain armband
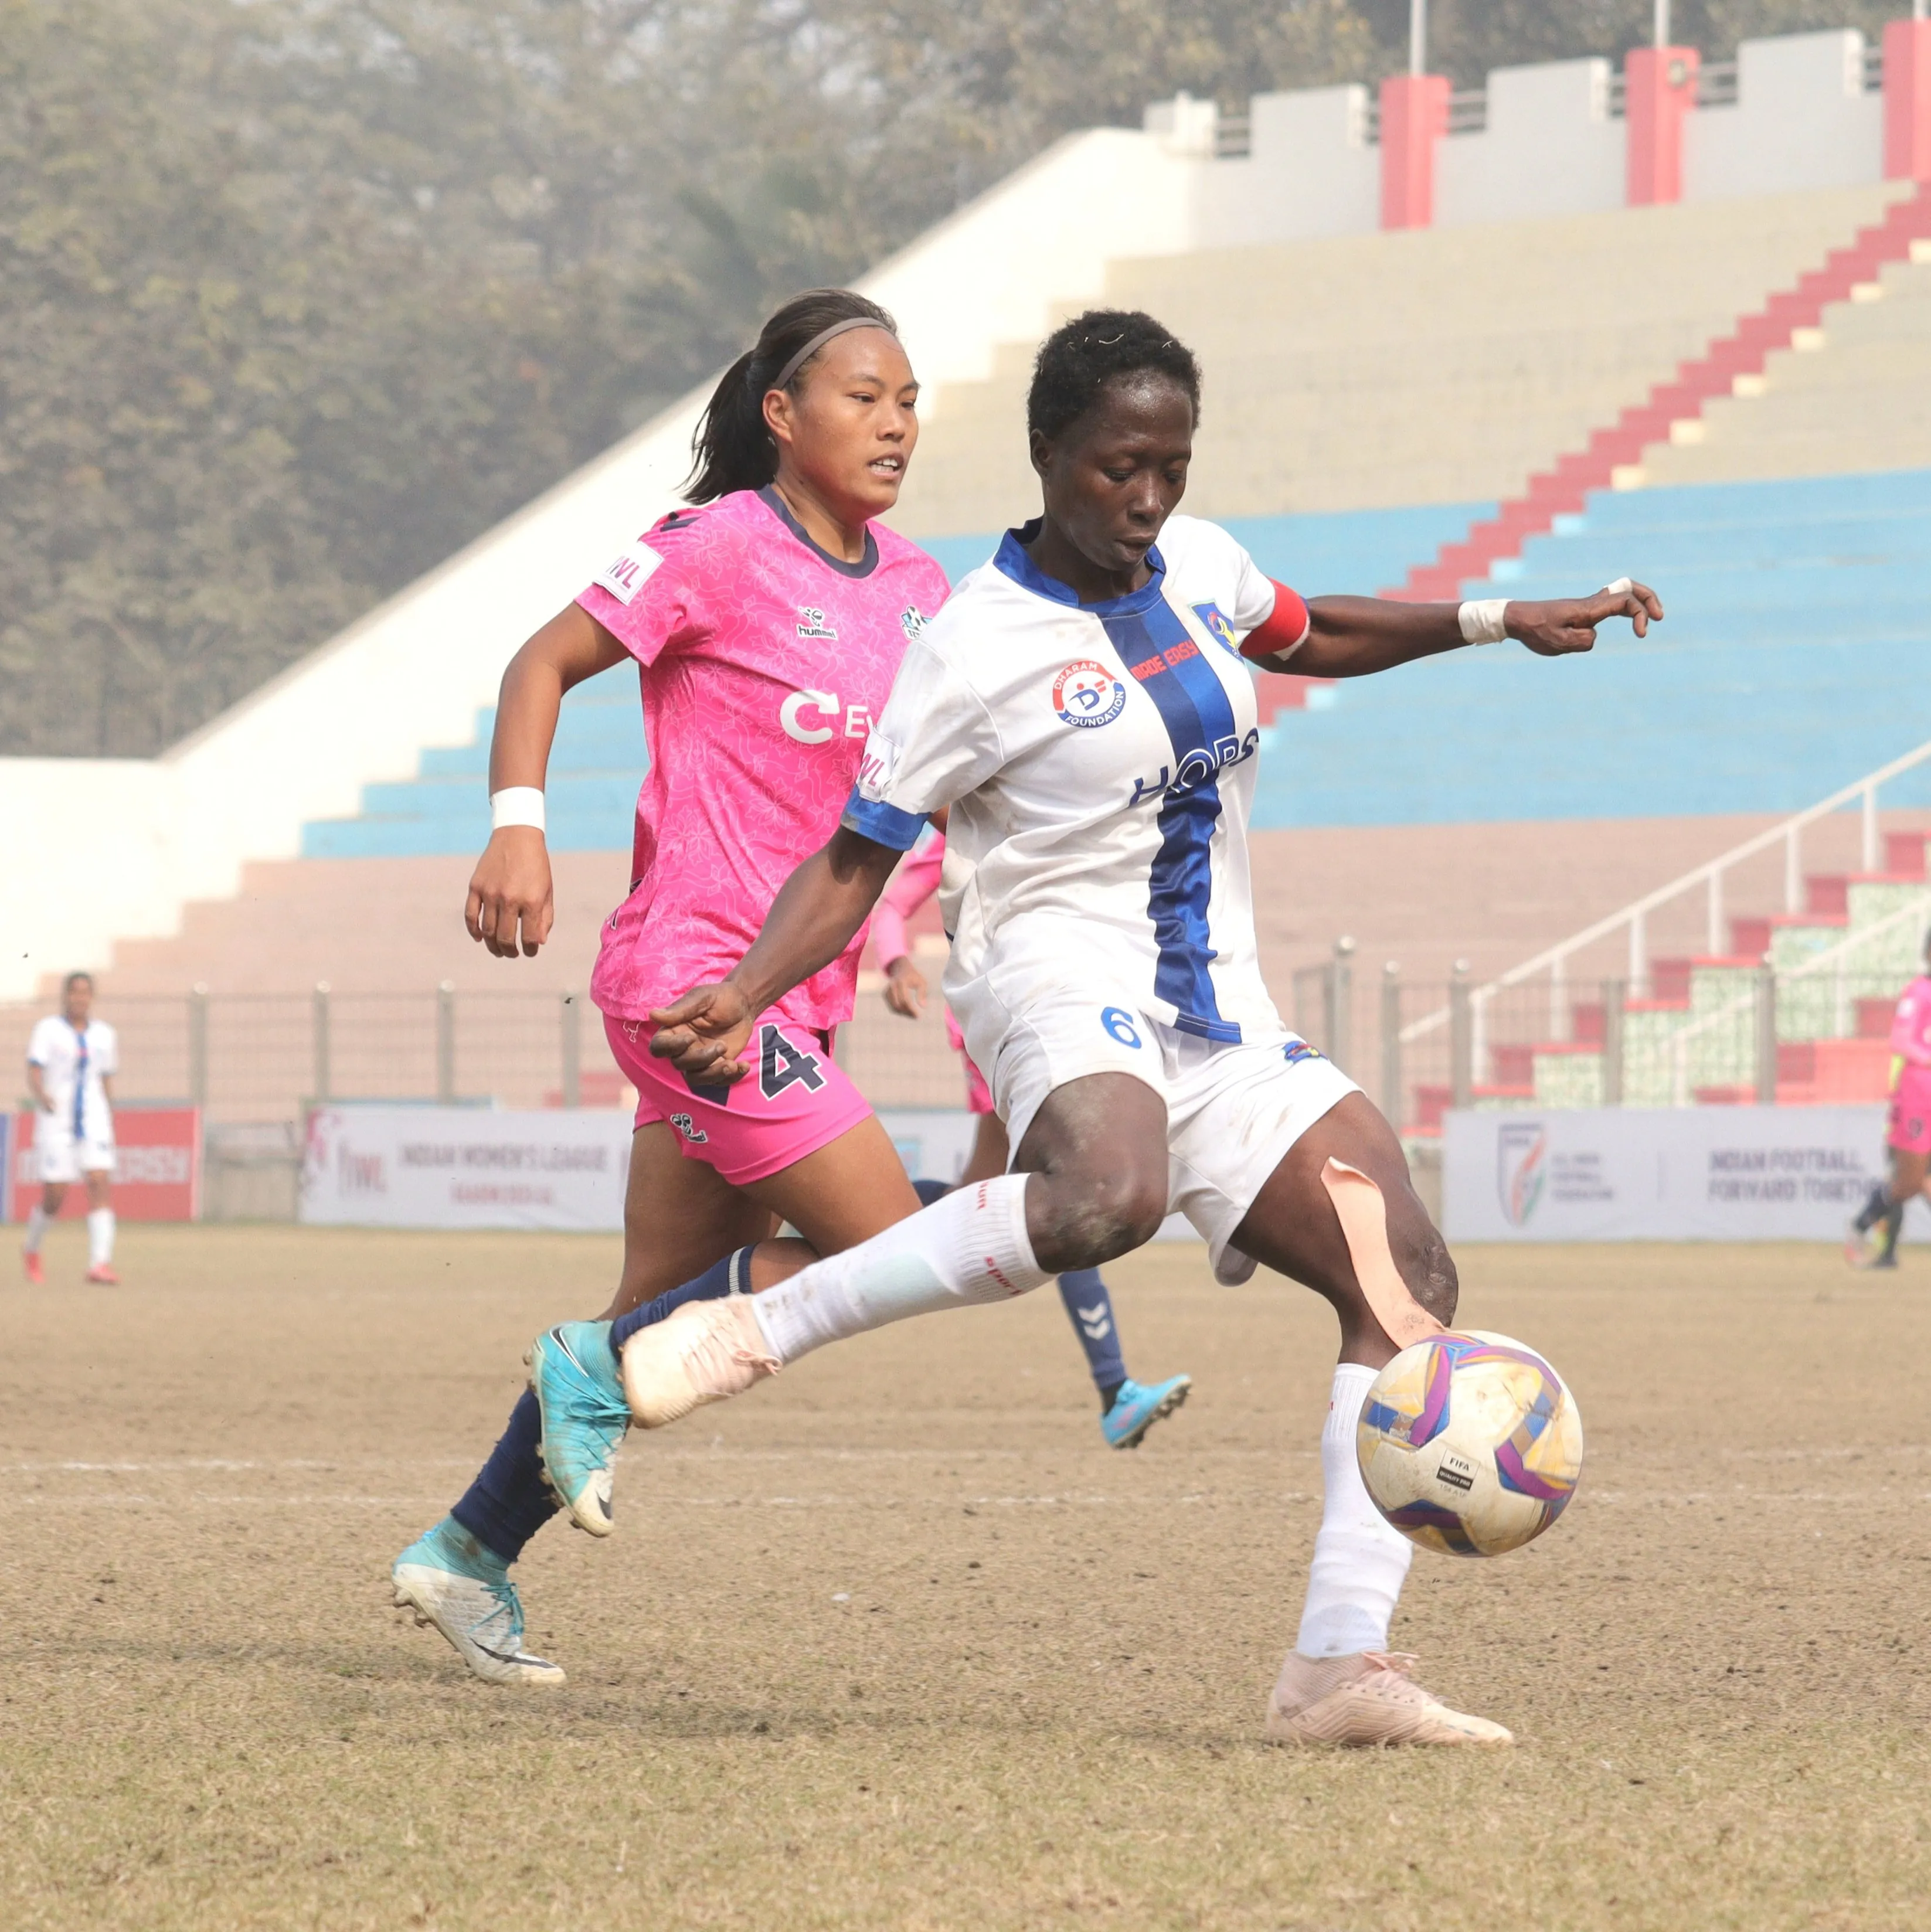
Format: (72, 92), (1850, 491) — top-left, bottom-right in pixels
(1239, 581), (1311, 662)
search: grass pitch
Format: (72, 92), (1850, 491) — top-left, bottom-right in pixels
(2, 1224), (1928, 1930)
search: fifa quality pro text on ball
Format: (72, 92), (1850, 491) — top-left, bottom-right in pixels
(1354, 1331), (1584, 1558)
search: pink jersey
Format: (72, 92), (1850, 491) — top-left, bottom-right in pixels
(1891, 975), (1931, 1072)
(579, 487), (950, 1031)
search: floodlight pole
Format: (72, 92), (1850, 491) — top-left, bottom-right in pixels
(1409, 0), (1427, 77)
(1653, 0), (1670, 50)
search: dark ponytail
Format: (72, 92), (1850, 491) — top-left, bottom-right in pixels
(684, 288), (899, 504)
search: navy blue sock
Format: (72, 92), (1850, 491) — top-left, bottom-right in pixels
(1058, 1268), (1127, 1401)
(912, 1176), (951, 1206)
(609, 1245), (756, 1356)
(450, 1389), (557, 1564)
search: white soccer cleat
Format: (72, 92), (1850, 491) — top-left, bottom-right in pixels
(620, 1295), (780, 1428)
(390, 1521), (566, 1687)
(1264, 1649), (1513, 1748)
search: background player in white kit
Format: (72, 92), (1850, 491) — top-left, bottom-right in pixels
(630, 309), (1661, 1746)
(22, 971), (121, 1285)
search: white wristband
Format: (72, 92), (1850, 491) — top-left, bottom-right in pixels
(1458, 598), (1510, 645)
(490, 786), (546, 834)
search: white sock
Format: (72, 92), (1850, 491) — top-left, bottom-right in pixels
(87, 1209), (115, 1269)
(23, 1206), (48, 1256)
(749, 1175), (1049, 1363)
(1294, 1362), (1415, 1659)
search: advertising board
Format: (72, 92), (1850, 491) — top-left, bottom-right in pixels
(8, 1106), (201, 1222)
(1443, 1104), (1892, 1241)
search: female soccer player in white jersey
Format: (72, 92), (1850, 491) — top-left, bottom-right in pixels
(624, 309), (1663, 1747)
(22, 971), (120, 1284)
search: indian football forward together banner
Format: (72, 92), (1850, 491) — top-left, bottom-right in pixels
(1443, 1104), (1892, 1242)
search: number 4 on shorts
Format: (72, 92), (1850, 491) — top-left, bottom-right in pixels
(759, 1024), (827, 1101)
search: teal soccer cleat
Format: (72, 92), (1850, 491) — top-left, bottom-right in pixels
(527, 1321), (630, 1535)
(1101, 1373), (1192, 1449)
(391, 1518), (566, 1686)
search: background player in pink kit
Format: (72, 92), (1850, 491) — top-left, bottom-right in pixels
(875, 821), (1192, 1447)
(393, 289), (956, 1684)
(1846, 929), (1931, 1268)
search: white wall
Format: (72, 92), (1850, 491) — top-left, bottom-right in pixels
(1192, 86), (1379, 249)
(1436, 59), (1626, 227)
(1686, 30), (1883, 202)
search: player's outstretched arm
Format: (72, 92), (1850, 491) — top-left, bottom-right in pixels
(650, 828), (902, 1083)
(1253, 580), (1663, 679)
(465, 604), (627, 959)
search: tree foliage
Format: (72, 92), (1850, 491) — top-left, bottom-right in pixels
(0, 0), (1899, 754)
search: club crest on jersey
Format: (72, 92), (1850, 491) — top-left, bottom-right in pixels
(1192, 602), (1241, 656)
(899, 606), (927, 641)
(1052, 659), (1127, 729)
(796, 606), (838, 640)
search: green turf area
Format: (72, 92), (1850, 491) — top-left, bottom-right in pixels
(3, 1226), (1927, 1929)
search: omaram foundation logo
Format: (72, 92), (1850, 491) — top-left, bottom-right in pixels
(1497, 1122), (1548, 1227)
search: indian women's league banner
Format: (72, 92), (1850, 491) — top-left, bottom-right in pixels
(1443, 1104), (1892, 1241)
(299, 1105), (1006, 1231)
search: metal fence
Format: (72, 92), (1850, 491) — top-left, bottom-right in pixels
(1289, 944), (1912, 1132)
(5, 958), (1912, 1141)
(1, 981), (972, 1126)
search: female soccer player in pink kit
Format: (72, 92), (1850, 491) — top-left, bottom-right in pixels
(875, 821), (1192, 1445)
(392, 290), (953, 1683)
(1847, 930), (1931, 1268)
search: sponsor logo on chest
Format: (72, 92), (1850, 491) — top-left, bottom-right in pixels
(796, 606), (838, 640)
(780, 689), (873, 745)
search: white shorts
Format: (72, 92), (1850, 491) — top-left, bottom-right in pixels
(33, 1114), (115, 1185)
(957, 983), (1359, 1285)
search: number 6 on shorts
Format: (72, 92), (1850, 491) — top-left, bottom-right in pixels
(1101, 1006), (1143, 1049)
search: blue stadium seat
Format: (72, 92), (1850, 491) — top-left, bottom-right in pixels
(300, 472), (1931, 853)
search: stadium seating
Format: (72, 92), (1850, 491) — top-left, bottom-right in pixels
(890, 181), (1906, 539)
(1634, 239), (1931, 487)
(301, 671), (643, 860)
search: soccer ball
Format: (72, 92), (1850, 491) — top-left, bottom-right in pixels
(1355, 1329), (1583, 1557)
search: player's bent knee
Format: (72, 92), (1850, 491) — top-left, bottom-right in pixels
(1034, 1168), (1167, 1271)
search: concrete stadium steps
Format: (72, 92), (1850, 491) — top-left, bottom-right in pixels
(80, 813), (1833, 1006)
(1634, 243), (1931, 487)
(96, 852), (630, 997)
(1484, 830), (1931, 1123)
(300, 666), (642, 860)
(1398, 181), (1931, 597)
(890, 181), (1904, 542)
(1262, 466), (1931, 830)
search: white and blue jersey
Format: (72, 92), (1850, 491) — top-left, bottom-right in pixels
(844, 514), (1301, 1048)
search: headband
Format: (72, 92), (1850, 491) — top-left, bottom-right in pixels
(767, 315), (896, 393)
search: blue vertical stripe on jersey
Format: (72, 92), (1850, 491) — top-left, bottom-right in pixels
(1102, 599), (1243, 1043)
(72, 1023), (87, 1137)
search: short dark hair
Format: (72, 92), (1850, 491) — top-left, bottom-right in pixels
(1026, 309), (1202, 443)
(62, 971), (93, 994)
(684, 288), (899, 503)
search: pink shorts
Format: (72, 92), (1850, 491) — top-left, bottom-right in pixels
(1889, 1067), (1931, 1155)
(946, 1008), (994, 1115)
(605, 1009), (873, 1187)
